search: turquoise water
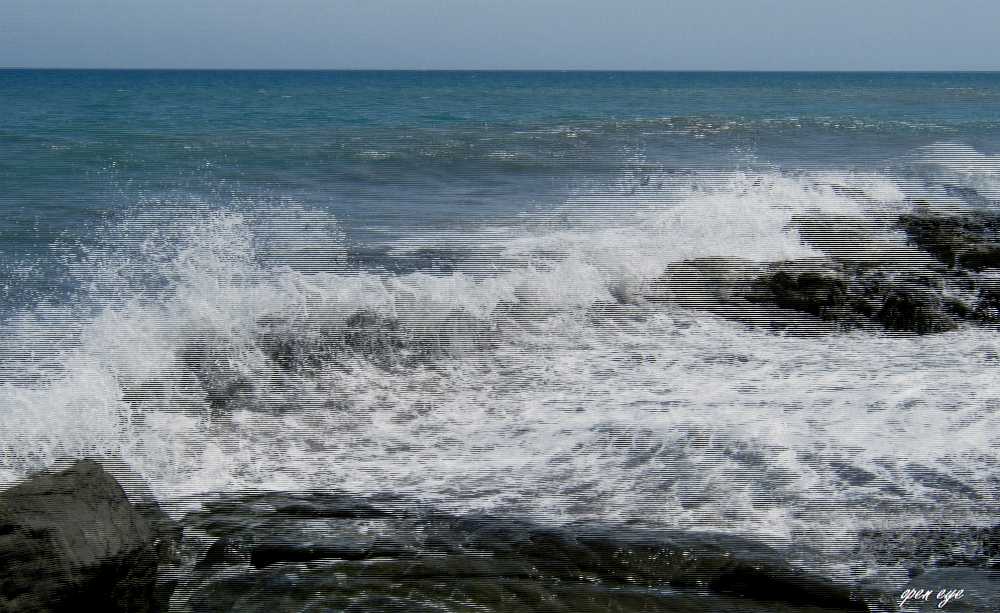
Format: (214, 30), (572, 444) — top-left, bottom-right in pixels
(4, 71), (997, 308)
(2, 71), (999, 601)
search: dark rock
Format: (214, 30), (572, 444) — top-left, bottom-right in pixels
(749, 264), (851, 320)
(959, 242), (1000, 270)
(645, 257), (767, 307)
(259, 329), (340, 373)
(175, 341), (259, 411)
(898, 214), (968, 267)
(898, 567), (1000, 612)
(255, 311), (410, 373)
(875, 282), (958, 334)
(0, 460), (165, 613)
(857, 524), (1000, 569)
(256, 308), (497, 376)
(943, 295), (975, 318)
(898, 212), (1000, 270)
(974, 287), (1000, 324)
(769, 271), (840, 315)
(645, 258), (844, 335)
(343, 311), (409, 357)
(197, 536), (253, 567)
(251, 542), (371, 568)
(645, 209), (1000, 334)
(172, 491), (878, 612)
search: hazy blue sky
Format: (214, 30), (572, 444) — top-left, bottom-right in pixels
(1, 0), (997, 70)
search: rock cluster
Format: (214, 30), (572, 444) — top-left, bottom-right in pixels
(646, 211), (1000, 334)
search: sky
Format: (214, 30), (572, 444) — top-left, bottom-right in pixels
(0, 0), (997, 71)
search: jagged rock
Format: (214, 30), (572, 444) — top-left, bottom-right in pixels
(648, 260), (973, 335)
(857, 523), (1000, 612)
(258, 328), (341, 373)
(858, 523), (1000, 569)
(645, 257), (767, 307)
(0, 460), (167, 613)
(255, 311), (410, 373)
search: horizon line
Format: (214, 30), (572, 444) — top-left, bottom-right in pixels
(3, 67), (998, 73)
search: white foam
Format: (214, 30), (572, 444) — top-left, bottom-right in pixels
(2, 171), (997, 558)
(901, 142), (1000, 205)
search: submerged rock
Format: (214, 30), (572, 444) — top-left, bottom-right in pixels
(0, 459), (174, 613)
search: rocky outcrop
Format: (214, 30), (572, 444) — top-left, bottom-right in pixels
(646, 211), (1000, 335)
(747, 261), (965, 335)
(897, 211), (1000, 270)
(0, 460), (174, 613)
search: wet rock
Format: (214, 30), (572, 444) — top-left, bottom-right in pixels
(898, 567), (1000, 613)
(645, 257), (767, 307)
(644, 258), (844, 335)
(875, 282), (958, 334)
(255, 311), (411, 373)
(857, 524), (1000, 569)
(257, 308), (495, 374)
(766, 270), (848, 316)
(0, 460), (167, 613)
(745, 260), (857, 322)
(343, 311), (410, 360)
(750, 264), (965, 334)
(645, 259), (856, 334)
(974, 287), (1000, 324)
(175, 339), (259, 411)
(171, 491), (878, 613)
(648, 259), (972, 335)
(898, 211), (1000, 270)
(959, 242), (1000, 270)
(646, 211), (1000, 334)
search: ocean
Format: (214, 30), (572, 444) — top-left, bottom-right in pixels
(2, 70), (999, 611)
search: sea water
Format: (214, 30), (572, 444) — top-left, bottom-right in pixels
(2, 69), (999, 588)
